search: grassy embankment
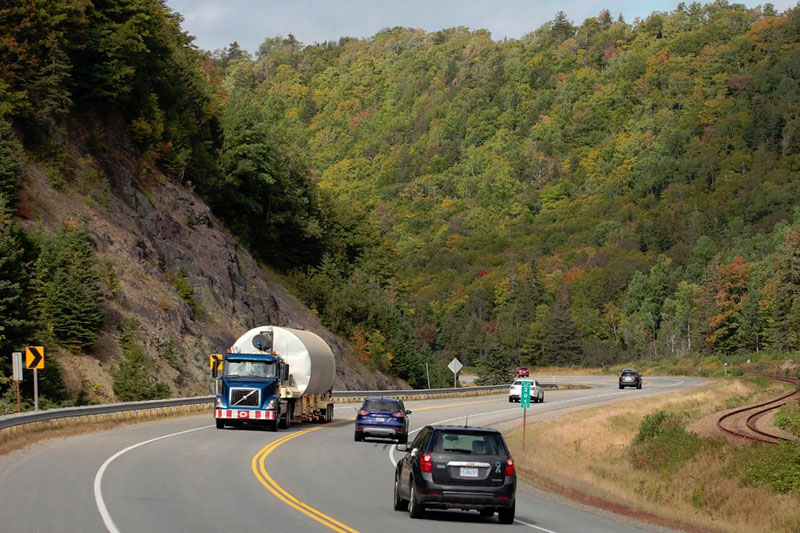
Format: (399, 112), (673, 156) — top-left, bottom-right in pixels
(504, 376), (800, 532)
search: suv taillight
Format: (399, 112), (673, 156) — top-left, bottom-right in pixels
(392, 411), (404, 418)
(357, 409), (369, 416)
(420, 452), (433, 473)
(504, 457), (515, 476)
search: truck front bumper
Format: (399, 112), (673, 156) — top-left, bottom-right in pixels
(215, 408), (276, 421)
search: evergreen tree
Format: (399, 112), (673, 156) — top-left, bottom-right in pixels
(770, 225), (800, 350)
(551, 11), (575, 44)
(541, 287), (583, 366)
(0, 194), (29, 356)
(0, 119), (22, 202)
(476, 338), (510, 385)
(113, 319), (170, 401)
(32, 223), (104, 350)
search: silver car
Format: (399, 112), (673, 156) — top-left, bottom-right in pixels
(508, 379), (544, 403)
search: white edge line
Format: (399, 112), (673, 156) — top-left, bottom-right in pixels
(514, 517), (560, 532)
(94, 425), (213, 533)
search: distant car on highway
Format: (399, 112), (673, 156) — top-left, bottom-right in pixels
(393, 425), (516, 523)
(619, 369), (642, 389)
(513, 367), (529, 377)
(355, 397), (411, 443)
(508, 379), (544, 403)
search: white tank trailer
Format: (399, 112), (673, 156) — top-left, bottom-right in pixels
(213, 326), (335, 430)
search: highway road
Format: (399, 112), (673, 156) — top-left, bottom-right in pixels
(0, 375), (705, 532)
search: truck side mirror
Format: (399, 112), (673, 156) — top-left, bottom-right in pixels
(281, 363), (290, 381)
(212, 364), (218, 379)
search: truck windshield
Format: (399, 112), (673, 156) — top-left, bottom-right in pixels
(223, 360), (276, 378)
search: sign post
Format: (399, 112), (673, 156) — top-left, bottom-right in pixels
(25, 346), (44, 411)
(447, 358), (463, 388)
(425, 362), (431, 390)
(520, 381), (531, 453)
(209, 354), (223, 395)
(12, 352), (23, 413)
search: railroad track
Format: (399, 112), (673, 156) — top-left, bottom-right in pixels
(717, 376), (799, 444)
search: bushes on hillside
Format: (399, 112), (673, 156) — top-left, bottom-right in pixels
(630, 410), (704, 472)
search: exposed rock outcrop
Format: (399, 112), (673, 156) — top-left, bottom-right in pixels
(17, 129), (406, 402)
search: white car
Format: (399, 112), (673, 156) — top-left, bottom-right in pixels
(509, 379), (544, 403)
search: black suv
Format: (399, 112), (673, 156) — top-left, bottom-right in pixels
(619, 368), (642, 389)
(393, 425), (516, 523)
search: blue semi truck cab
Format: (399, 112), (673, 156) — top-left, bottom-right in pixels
(213, 353), (291, 431)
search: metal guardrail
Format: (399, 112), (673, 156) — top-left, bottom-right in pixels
(0, 382), (560, 431)
(332, 384), (509, 397)
(0, 396), (214, 431)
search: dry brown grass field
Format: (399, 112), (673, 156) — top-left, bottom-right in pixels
(505, 380), (800, 533)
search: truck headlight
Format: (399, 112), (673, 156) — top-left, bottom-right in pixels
(266, 398), (277, 409)
(215, 396), (224, 408)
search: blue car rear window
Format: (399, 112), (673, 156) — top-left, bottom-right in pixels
(363, 400), (399, 411)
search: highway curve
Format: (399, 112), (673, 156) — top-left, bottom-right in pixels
(0, 376), (706, 533)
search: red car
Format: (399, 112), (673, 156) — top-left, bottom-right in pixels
(514, 367), (529, 377)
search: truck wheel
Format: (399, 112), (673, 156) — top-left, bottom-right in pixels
(215, 419), (225, 429)
(325, 404), (333, 423)
(279, 411), (291, 430)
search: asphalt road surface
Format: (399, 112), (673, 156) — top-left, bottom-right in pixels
(0, 375), (706, 533)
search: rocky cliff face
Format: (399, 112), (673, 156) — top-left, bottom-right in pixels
(17, 124), (405, 402)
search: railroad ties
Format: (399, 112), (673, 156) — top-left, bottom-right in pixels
(717, 376), (799, 444)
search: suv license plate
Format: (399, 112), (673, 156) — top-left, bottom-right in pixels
(460, 467), (478, 477)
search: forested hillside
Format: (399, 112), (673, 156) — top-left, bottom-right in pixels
(0, 0), (402, 410)
(2, 1), (800, 405)
(220, 2), (800, 382)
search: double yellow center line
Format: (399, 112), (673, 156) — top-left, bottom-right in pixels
(250, 397), (502, 532)
(251, 419), (358, 533)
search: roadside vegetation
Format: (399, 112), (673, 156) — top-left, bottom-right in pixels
(505, 379), (800, 532)
(775, 399), (800, 437)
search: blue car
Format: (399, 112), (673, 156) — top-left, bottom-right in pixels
(355, 397), (412, 443)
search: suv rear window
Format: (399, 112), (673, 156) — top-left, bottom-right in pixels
(431, 431), (507, 455)
(363, 399), (400, 411)
(621, 370), (637, 375)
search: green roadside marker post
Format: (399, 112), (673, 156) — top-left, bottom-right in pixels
(521, 381), (531, 453)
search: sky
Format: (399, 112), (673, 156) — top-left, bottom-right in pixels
(165, 0), (797, 54)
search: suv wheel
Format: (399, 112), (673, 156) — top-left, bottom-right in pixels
(498, 501), (515, 524)
(354, 431), (364, 442)
(408, 481), (425, 518)
(393, 474), (407, 511)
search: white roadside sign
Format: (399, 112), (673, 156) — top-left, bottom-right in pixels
(12, 351), (23, 381)
(448, 357), (463, 388)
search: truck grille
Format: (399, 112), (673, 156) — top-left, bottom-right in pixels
(229, 388), (260, 407)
